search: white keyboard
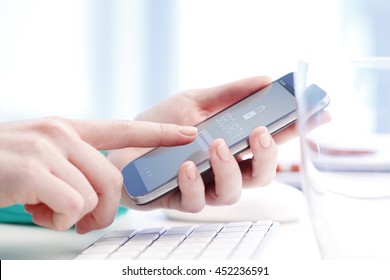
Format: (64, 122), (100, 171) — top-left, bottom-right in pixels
(74, 220), (278, 260)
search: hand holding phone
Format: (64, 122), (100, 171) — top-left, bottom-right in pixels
(121, 73), (329, 205)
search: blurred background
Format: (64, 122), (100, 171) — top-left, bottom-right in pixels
(0, 0), (389, 122)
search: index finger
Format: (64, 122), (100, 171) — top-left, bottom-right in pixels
(69, 120), (197, 150)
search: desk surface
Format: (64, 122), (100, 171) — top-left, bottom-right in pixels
(0, 208), (321, 260)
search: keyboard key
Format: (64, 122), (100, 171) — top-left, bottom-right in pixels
(74, 253), (108, 260)
(82, 244), (120, 254)
(226, 221), (253, 227)
(104, 229), (137, 238)
(108, 251), (140, 260)
(130, 233), (160, 242)
(163, 226), (195, 236)
(94, 237), (129, 246)
(193, 224), (223, 232)
(117, 243), (148, 252)
(220, 226), (249, 233)
(138, 227), (166, 235)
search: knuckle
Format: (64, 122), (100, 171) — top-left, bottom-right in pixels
(52, 201), (84, 231)
(18, 158), (43, 182)
(112, 119), (130, 132)
(114, 170), (124, 187)
(217, 192), (241, 206)
(66, 197), (85, 216)
(184, 203), (204, 213)
(84, 192), (99, 212)
(250, 172), (275, 188)
(88, 211), (116, 229)
(35, 117), (72, 139)
(53, 222), (73, 232)
(109, 169), (124, 191)
(157, 123), (165, 146)
(222, 196), (240, 206)
(25, 136), (49, 157)
(260, 173), (276, 187)
(97, 215), (115, 229)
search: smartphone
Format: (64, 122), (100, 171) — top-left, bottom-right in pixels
(122, 72), (329, 205)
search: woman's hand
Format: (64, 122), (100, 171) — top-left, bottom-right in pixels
(109, 76), (297, 212)
(0, 117), (197, 233)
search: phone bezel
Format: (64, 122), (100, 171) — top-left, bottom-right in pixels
(127, 112), (298, 205)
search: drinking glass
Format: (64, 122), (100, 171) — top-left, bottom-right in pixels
(295, 57), (390, 259)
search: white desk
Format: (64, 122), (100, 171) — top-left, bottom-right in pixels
(0, 208), (321, 260)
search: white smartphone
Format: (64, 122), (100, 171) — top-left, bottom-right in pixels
(122, 73), (329, 205)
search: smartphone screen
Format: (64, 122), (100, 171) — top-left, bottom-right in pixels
(122, 73), (327, 204)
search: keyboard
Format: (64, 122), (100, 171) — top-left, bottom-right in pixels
(74, 220), (278, 260)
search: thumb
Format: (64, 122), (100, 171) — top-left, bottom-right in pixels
(195, 76), (272, 112)
(69, 119), (197, 150)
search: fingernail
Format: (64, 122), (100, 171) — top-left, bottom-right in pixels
(217, 141), (230, 162)
(185, 162), (197, 182)
(178, 126), (198, 137)
(259, 130), (271, 148)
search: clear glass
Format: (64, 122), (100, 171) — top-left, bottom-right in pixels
(295, 57), (390, 259)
